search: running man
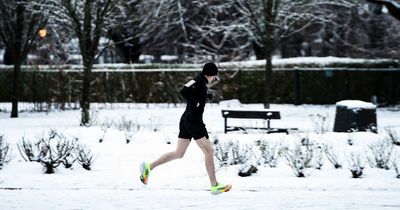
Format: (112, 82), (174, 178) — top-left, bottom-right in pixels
(140, 62), (231, 195)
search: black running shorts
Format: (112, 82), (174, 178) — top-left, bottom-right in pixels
(178, 120), (209, 140)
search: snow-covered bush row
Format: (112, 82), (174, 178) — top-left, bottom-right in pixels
(0, 135), (10, 169)
(17, 129), (95, 174)
(96, 114), (163, 144)
(214, 130), (400, 178)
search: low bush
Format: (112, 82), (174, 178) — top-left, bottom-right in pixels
(347, 152), (366, 178)
(17, 129), (95, 173)
(214, 140), (253, 167)
(0, 135), (10, 169)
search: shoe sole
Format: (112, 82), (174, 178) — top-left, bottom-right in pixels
(140, 162), (147, 185)
(211, 184), (232, 195)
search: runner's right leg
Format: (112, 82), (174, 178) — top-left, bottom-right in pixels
(140, 138), (190, 185)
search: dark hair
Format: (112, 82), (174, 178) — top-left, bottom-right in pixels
(202, 63), (218, 76)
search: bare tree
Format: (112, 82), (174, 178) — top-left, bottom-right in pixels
(40, 0), (128, 126)
(367, 0), (400, 21)
(108, 0), (142, 63)
(232, 0), (354, 107)
(0, 0), (47, 118)
(137, 0), (250, 63)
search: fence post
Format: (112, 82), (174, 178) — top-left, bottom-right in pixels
(294, 67), (301, 105)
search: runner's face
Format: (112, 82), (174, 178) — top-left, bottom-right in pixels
(207, 75), (217, 83)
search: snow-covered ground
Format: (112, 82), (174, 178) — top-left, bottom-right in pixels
(0, 103), (400, 210)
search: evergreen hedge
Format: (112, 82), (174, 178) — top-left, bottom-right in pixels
(0, 57), (399, 106)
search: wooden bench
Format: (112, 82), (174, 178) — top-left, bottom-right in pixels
(221, 109), (295, 134)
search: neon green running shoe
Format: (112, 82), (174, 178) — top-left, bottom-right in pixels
(210, 182), (232, 195)
(140, 162), (151, 185)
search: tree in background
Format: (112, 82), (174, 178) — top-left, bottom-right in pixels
(41, 0), (128, 126)
(0, 0), (47, 118)
(231, 0), (354, 107)
(277, 0), (400, 59)
(137, 0), (251, 63)
(107, 0), (142, 63)
(367, 0), (400, 21)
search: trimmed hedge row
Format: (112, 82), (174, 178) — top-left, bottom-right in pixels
(1, 68), (399, 105)
(0, 58), (399, 105)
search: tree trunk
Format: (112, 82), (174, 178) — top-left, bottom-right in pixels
(264, 53), (273, 108)
(44, 162), (55, 174)
(11, 64), (21, 118)
(262, 0), (275, 108)
(252, 41), (264, 60)
(80, 63), (93, 126)
(3, 47), (17, 65)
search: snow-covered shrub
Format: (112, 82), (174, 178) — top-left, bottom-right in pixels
(117, 116), (140, 144)
(18, 130), (76, 174)
(282, 144), (307, 177)
(0, 135), (10, 169)
(99, 118), (114, 143)
(62, 151), (76, 169)
(314, 145), (324, 170)
(393, 153), (400, 178)
(238, 164), (258, 177)
(323, 143), (343, 169)
(283, 139), (322, 177)
(309, 113), (330, 134)
(386, 128), (400, 146)
(210, 133), (219, 145)
(61, 138), (79, 169)
(214, 142), (230, 166)
(283, 144), (312, 177)
(367, 139), (393, 170)
(214, 141), (253, 167)
(257, 140), (281, 168)
(76, 144), (96, 171)
(17, 137), (39, 162)
(148, 115), (161, 132)
(347, 132), (355, 146)
(347, 152), (366, 178)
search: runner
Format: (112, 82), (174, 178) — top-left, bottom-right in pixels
(140, 62), (231, 195)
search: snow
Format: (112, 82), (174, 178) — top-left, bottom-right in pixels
(0, 103), (400, 210)
(218, 56), (398, 70)
(0, 56), (397, 72)
(336, 100), (377, 109)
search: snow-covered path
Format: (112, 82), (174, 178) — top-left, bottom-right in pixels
(1, 187), (399, 210)
(1, 103), (400, 210)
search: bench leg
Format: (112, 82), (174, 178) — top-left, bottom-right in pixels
(224, 117), (227, 133)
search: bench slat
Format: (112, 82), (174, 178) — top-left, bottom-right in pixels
(221, 109), (296, 134)
(222, 110), (281, 119)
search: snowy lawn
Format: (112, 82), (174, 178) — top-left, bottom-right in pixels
(0, 103), (400, 210)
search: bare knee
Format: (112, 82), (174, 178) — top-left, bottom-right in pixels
(203, 147), (213, 156)
(175, 151), (185, 159)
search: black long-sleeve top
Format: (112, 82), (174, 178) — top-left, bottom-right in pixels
(180, 74), (209, 122)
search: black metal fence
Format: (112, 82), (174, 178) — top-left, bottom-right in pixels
(0, 64), (399, 111)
